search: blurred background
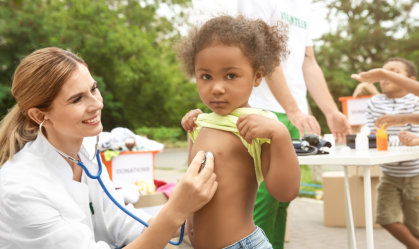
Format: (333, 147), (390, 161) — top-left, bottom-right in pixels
(0, 0), (418, 142)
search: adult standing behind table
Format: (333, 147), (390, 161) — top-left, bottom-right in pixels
(238, 0), (350, 248)
(0, 47), (218, 249)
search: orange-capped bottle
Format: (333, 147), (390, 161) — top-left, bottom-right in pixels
(376, 125), (388, 151)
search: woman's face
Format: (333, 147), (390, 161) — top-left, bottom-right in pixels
(44, 64), (103, 145)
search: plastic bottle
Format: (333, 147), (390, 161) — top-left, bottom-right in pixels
(376, 125), (388, 151)
(355, 126), (370, 151)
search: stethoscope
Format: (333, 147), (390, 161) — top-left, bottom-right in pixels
(40, 122), (185, 246)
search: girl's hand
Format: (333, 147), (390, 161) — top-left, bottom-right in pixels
(236, 114), (286, 144)
(181, 109), (203, 132)
(167, 151), (218, 222)
(399, 131), (419, 146)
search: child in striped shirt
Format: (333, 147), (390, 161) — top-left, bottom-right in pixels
(364, 57), (419, 249)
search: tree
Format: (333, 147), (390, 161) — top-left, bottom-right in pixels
(0, 0), (200, 130)
(310, 0), (419, 133)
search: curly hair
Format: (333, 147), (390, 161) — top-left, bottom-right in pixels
(385, 57), (417, 78)
(176, 15), (288, 77)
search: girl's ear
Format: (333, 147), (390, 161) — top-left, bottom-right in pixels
(27, 108), (47, 126)
(254, 67), (265, 87)
(410, 75), (417, 81)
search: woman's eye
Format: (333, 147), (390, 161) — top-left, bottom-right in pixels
(201, 74), (212, 80)
(91, 86), (97, 92)
(226, 74), (237, 80)
(72, 96), (82, 103)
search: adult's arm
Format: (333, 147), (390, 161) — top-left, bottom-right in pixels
(265, 65), (320, 137)
(125, 151), (217, 249)
(302, 46), (350, 142)
(351, 69), (419, 96)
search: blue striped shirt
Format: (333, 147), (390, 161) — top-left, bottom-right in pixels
(366, 93), (419, 177)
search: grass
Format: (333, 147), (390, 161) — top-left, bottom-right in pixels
(299, 165), (323, 199)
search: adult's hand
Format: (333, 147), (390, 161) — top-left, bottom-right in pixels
(287, 111), (321, 138)
(167, 151), (217, 223)
(325, 111), (350, 144)
(351, 68), (384, 83)
(128, 151), (217, 249)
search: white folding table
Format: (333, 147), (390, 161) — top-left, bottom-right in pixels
(298, 148), (419, 249)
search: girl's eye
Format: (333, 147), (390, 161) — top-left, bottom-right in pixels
(201, 74), (212, 80)
(226, 73), (237, 80)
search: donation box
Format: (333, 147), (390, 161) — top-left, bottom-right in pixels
(339, 96), (372, 125)
(100, 151), (159, 188)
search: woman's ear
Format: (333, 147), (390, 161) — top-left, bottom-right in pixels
(254, 67), (265, 87)
(27, 108), (47, 126)
(410, 75), (417, 81)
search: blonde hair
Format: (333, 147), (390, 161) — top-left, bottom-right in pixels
(0, 47), (86, 166)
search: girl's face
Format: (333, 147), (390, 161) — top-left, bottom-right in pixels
(194, 44), (262, 116)
(380, 61), (410, 98)
(44, 64), (103, 147)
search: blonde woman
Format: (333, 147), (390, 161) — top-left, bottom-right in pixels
(0, 47), (218, 249)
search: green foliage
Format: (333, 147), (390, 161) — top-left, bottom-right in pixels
(311, 0), (419, 133)
(0, 0), (201, 130)
(135, 126), (185, 142)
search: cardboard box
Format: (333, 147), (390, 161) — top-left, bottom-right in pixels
(100, 150), (159, 188)
(339, 96), (372, 125)
(134, 192), (168, 208)
(322, 171), (380, 228)
(347, 165), (382, 178)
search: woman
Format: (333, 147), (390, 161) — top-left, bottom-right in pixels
(0, 47), (218, 249)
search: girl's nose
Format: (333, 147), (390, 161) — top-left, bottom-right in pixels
(211, 81), (226, 95)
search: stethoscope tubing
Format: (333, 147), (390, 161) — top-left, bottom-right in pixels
(77, 149), (185, 246)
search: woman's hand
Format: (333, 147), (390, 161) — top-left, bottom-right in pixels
(167, 151), (217, 223)
(181, 109), (203, 132)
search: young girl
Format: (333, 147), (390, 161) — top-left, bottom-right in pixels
(176, 16), (300, 248)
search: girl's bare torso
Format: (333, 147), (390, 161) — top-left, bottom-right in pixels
(188, 127), (258, 249)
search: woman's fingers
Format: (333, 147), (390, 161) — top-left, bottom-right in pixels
(187, 151), (206, 176)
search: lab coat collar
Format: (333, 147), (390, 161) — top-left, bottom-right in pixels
(29, 133), (94, 229)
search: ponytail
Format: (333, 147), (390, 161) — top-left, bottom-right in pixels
(0, 105), (38, 166)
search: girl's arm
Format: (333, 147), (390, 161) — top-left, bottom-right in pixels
(236, 114), (300, 202)
(124, 151), (217, 249)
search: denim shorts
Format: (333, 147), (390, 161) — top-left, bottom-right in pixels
(223, 226), (273, 249)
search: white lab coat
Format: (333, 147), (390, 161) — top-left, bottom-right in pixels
(0, 133), (152, 249)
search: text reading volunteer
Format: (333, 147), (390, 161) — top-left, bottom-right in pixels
(0, 47), (218, 249)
